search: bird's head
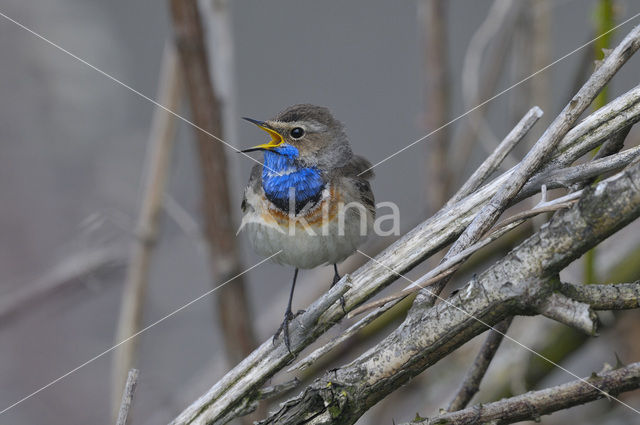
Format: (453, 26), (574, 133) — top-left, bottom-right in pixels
(241, 104), (353, 170)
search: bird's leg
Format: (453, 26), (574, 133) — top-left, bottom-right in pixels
(274, 268), (298, 353)
(331, 264), (346, 312)
(331, 263), (341, 287)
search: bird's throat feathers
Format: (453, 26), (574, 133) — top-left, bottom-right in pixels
(262, 148), (325, 214)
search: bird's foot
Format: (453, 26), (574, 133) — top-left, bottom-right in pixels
(273, 310), (295, 353)
(331, 273), (347, 313)
(331, 272), (341, 287)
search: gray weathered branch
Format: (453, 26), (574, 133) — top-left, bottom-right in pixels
(519, 142), (640, 198)
(537, 290), (598, 335)
(559, 280), (640, 310)
(447, 106), (542, 207)
(406, 362), (640, 425)
(116, 369), (140, 425)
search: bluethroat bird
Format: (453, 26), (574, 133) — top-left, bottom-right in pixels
(239, 104), (375, 351)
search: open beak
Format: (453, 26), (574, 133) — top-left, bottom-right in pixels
(240, 117), (284, 152)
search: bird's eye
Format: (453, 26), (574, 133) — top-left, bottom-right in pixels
(290, 127), (304, 139)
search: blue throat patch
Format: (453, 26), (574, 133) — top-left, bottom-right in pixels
(262, 145), (325, 214)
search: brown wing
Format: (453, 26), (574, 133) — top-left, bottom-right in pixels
(337, 155), (375, 216)
(339, 155), (375, 180)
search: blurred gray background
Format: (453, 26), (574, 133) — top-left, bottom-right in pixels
(1, 0), (640, 424)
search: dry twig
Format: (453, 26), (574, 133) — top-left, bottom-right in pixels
(116, 369), (140, 425)
(111, 42), (181, 419)
(447, 317), (514, 411)
(408, 363), (640, 425)
(0, 246), (125, 324)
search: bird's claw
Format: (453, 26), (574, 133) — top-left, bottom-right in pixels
(331, 272), (347, 313)
(273, 310), (295, 353)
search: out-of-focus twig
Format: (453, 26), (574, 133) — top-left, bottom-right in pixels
(447, 317), (513, 411)
(408, 363), (640, 425)
(420, 0), (451, 212)
(111, 42), (181, 420)
(455, 0), (520, 175)
(169, 0), (257, 369)
(531, 0), (552, 124)
(116, 369), (140, 425)
(0, 245), (125, 325)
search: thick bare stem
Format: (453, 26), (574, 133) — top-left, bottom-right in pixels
(170, 0), (257, 369)
(409, 363), (640, 425)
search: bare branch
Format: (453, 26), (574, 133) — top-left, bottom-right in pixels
(409, 363), (640, 425)
(0, 245), (125, 324)
(519, 143), (640, 199)
(537, 291), (598, 335)
(559, 280), (640, 310)
(116, 369), (140, 425)
(447, 106), (543, 207)
(460, 0), (518, 159)
(551, 83), (640, 168)
(447, 317), (513, 412)
(593, 124), (632, 160)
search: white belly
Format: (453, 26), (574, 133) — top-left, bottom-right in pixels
(244, 219), (368, 269)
